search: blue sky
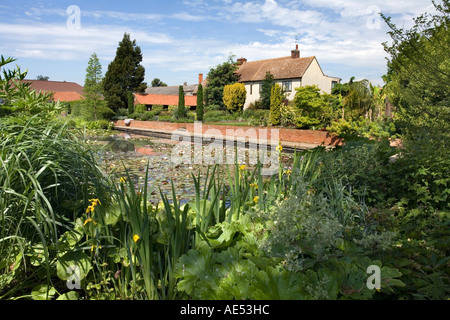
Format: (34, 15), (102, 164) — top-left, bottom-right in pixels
(0, 0), (436, 87)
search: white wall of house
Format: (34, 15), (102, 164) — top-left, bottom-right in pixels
(302, 58), (338, 94)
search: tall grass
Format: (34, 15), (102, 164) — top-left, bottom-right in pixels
(0, 115), (112, 298)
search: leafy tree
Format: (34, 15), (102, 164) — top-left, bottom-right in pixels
(260, 71), (274, 110)
(223, 83), (246, 113)
(381, 0), (449, 140)
(151, 78), (167, 87)
(36, 75), (49, 81)
(204, 55), (240, 110)
(269, 84), (282, 126)
(103, 33), (147, 112)
(196, 84), (204, 121)
(176, 85), (187, 118)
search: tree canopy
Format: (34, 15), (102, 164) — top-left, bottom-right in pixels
(103, 33), (147, 112)
(381, 0), (449, 140)
(204, 56), (240, 110)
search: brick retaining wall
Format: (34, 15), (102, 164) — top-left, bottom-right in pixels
(114, 120), (343, 147)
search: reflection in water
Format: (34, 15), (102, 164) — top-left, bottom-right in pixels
(93, 133), (293, 205)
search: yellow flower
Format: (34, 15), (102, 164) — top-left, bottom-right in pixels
(249, 183), (258, 189)
(89, 198), (101, 206)
(286, 169), (292, 176)
(239, 164), (247, 171)
(91, 244), (102, 252)
(253, 196), (259, 204)
(133, 234), (140, 243)
(83, 218), (96, 226)
(120, 177), (127, 183)
(276, 145), (283, 152)
(86, 205), (95, 213)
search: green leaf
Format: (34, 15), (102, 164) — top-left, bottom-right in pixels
(31, 284), (56, 300)
(56, 251), (92, 281)
(56, 291), (80, 300)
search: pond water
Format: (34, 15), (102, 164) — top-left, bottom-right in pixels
(90, 132), (294, 204)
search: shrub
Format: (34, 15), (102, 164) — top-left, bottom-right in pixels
(269, 84), (282, 126)
(223, 83), (246, 113)
(135, 104), (146, 114)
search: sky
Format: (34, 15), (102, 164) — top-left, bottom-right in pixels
(0, 0), (437, 87)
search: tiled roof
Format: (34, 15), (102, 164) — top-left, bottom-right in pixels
(53, 91), (84, 102)
(145, 84), (199, 95)
(24, 80), (84, 95)
(134, 93), (197, 106)
(237, 56), (315, 82)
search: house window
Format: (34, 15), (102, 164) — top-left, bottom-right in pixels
(282, 81), (292, 92)
(250, 84), (253, 95)
(332, 81), (338, 89)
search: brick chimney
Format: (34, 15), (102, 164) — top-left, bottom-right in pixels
(237, 57), (247, 65)
(198, 73), (203, 85)
(291, 44), (300, 59)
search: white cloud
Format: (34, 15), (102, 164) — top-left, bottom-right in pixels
(0, 22), (174, 61)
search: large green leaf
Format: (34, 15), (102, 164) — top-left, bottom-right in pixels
(56, 251), (92, 281)
(31, 284), (56, 300)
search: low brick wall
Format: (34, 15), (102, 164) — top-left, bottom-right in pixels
(114, 120), (343, 147)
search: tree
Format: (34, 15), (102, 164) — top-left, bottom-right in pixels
(36, 75), (49, 81)
(269, 84), (283, 126)
(223, 83), (246, 113)
(151, 78), (167, 87)
(381, 0), (449, 139)
(82, 53), (108, 120)
(204, 55), (240, 110)
(196, 84), (204, 121)
(103, 33), (147, 112)
(176, 85), (187, 118)
(260, 71), (275, 109)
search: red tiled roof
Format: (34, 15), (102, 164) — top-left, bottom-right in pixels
(53, 91), (84, 102)
(134, 93), (197, 107)
(237, 56), (315, 82)
(23, 80), (84, 95)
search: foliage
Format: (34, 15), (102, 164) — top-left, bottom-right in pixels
(71, 100), (115, 121)
(0, 56), (62, 117)
(176, 86), (187, 119)
(83, 53), (107, 121)
(327, 118), (397, 140)
(196, 84), (204, 121)
(134, 104), (146, 114)
(381, 0), (450, 141)
(151, 78), (167, 87)
(103, 33), (147, 112)
(223, 83), (246, 113)
(204, 56), (240, 110)
(269, 84), (282, 126)
(260, 71), (274, 110)
(293, 85), (337, 129)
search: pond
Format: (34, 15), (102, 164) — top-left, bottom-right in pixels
(89, 132), (295, 204)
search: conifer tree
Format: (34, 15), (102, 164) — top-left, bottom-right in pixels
(176, 85), (186, 118)
(196, 84), (204, 121)
(83, 52), (106, 120)
(103, 33), (147, 112)
(270, 84), (282, 126)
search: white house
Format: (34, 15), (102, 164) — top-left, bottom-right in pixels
(236, 45), (341, 108)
